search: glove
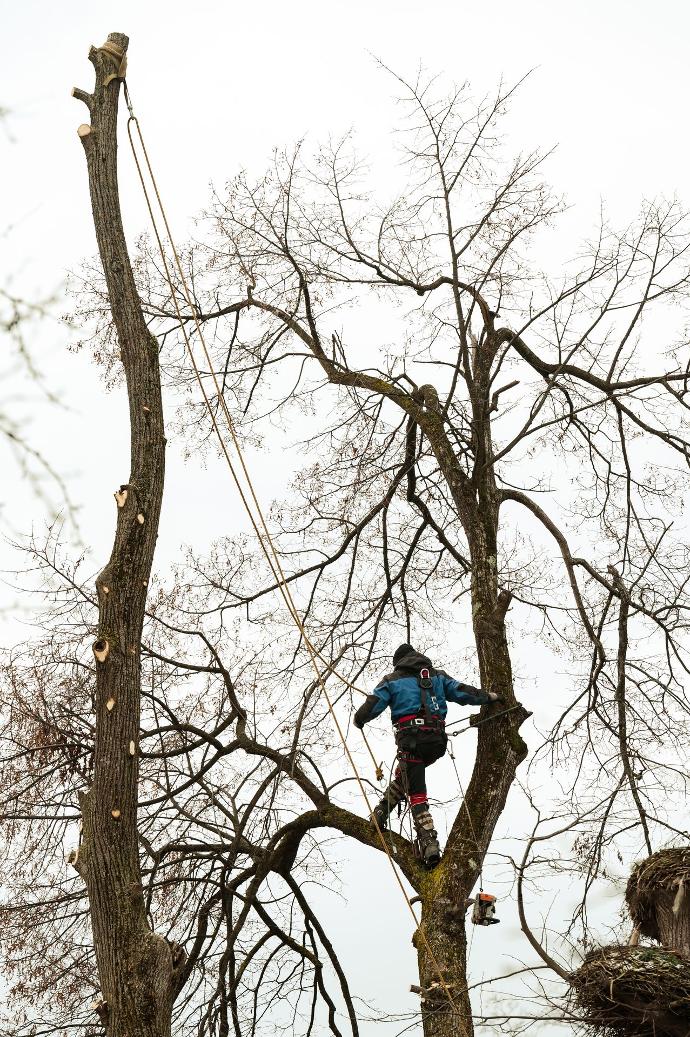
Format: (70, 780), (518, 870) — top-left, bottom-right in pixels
(354, 694), (378, 730)
(487, 691), (504, 704)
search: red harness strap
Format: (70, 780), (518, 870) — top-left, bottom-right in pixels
(397, 713), (422, 725)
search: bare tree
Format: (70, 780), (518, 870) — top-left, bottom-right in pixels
(2, 47), (690, 1037)
(138, 66), (690, 1036)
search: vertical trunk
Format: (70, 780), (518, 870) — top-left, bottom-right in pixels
(72, 33), (179, 1037)
(411, 348), (529, 1037)
(415, 897), (472, 1037)
(413, 564), (523, 1037)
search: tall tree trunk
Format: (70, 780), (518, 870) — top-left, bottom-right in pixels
(413, 561), (525, 1037)
(72, 32), (180, 1037)
(409, 354), (529, 1037)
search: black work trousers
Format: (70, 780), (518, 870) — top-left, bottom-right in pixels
(394, 727), (447, 806)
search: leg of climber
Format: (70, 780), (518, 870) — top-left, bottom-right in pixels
(409, 731), (448, 867)
(371, 768), (406, 831)
(396, 732), (445, 868)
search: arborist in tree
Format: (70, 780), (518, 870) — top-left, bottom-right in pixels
(354, 643), (501, 868)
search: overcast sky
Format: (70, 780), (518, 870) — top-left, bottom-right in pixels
(5, 0), (690, 554)
(3, 1), (689, 1033)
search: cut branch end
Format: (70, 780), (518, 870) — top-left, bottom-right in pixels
(92, 639), (110, 663)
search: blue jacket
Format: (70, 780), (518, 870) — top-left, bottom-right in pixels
(354, 649), (490, 727)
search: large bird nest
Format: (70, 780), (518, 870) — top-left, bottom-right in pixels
(626, 848), (690, 941)
(570, 945), (690, 1037)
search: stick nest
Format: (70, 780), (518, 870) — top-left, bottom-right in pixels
(570, 945), (690, 1037)
(626, 848), (690, 941)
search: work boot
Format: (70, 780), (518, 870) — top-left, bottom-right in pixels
(371, 777), (405, 831)
(371, 802), (389, 831)
(412, 805), (441, 869)
(417, 828), (441, 869)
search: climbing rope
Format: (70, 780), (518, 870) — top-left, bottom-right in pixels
(122, 104), (387, 775)
(121, 77), (382, 784)
(117, 75), (465, 1021)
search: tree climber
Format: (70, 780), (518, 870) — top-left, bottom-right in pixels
(354, 644), (501, 868)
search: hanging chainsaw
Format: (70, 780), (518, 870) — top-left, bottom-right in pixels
(470, 891), (500, 926)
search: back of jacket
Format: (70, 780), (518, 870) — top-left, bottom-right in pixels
(355, 649), (489, 726)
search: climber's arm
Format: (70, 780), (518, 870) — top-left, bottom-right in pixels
(440, 671), (501, 707)
(354, 679), (391, 729)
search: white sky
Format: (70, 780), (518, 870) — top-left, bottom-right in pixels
(3, 1), (690, 1033)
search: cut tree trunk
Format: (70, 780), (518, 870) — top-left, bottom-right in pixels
(72, 32), (181, 1037)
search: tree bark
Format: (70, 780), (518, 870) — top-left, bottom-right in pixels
(73, 33), (179, 1037)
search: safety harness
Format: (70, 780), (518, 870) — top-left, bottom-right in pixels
(394, 667), (445, 733)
